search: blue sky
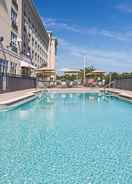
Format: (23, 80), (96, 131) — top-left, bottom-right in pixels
(34, 0), (132, 72)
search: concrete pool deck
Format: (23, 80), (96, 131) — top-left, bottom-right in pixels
(0, 89), (41, 106)
(49, 88), (132, 100)
(0, 87), (132, 107)
(106, 88), (132, 100)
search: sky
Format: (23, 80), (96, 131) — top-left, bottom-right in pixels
(34, 0), (132, 72)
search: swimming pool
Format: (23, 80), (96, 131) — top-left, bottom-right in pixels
(0, 92), (132, 183)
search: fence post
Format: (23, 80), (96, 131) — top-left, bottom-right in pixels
(2, 74), (7, 91)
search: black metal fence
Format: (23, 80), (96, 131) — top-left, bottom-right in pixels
(0, 74), (3, 92)
(0, 73), (36, 93)
(112, 78), (132, 90)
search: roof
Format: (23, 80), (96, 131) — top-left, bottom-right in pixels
(36, 67), (56, 73)
(20, 61), (36, 69)
(36, 67), (55, 71)
(92, 70), (105, 74)
(86, 70), (105, 76)
(60, 68), (80, 73)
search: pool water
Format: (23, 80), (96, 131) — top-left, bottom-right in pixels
(0, 93), (132, 183)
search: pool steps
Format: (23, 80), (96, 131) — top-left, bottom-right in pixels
(0, 90), (45, 111)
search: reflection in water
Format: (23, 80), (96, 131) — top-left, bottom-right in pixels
(19, 110), (30, 120)
(0, 92), (132, 183)
(35, 93), (113, 116)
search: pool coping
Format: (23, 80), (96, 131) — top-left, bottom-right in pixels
(0, 95), (38, 111)
(106, 88), (132, 100)
(47, 88), (101, 93)
(0, 88), (102, 110)
(0, 89), (43, 110)
(1, 87), (132, 110)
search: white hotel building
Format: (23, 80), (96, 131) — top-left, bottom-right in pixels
(0, 0), (57, 80)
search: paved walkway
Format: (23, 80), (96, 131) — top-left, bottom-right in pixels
(107, 88), (132, 99)
(0, 89), (40, 105)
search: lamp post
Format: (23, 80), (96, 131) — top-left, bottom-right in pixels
(17, 38), (22, 55)
(83, 56), (86, 86)
(0, 36), (7, 91)
(109, 72), (112, 88)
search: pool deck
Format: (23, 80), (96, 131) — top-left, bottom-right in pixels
(48, 88), (132, 100)
(0, 89), (41, 106)
(0, 87), (99, 105)
(106, 88), (132, 100)
(0, 87), (132, 107)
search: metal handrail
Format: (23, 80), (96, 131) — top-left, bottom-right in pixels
(104, 81), (115, 89)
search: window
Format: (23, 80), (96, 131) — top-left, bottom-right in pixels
(0, 59), (8, 74)
(28, 17), (31, 24)
(11, 8), (18, 31)
(11, 8), (17, 23)
(11, 32), (17, 52)
(35, 53), (37, 61)
(35, 41), (37, 49)
(12, 0), (18, 10)
(32, 50), (34, 58)
(23, 49), (26, 55)
(32, 24), (35, 33)
(24, 11), (26, 17)
(38, 44), (39, 50)
(23, 42), (26, 48)
(32, 38), (34, 47)
(24, 25), (27, 32)
(10, 62), (17, 74)
(11, 32), (17, 47)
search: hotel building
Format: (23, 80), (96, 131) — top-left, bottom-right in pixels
(0, 0), (57, 79)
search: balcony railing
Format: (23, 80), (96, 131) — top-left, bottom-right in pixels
(11, 46), (18, 53)
(40, 62), (48, 68)
(11, 20), (18, 32)
(10, 42), (18, 53)
(12, 0), (18, 10)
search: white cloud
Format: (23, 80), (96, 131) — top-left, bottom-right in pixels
(57, 38), (132, 72)
(44, 17), (132, 42)
(116, 3), (132, 13)
(44, 17), (98, 35)
(100, 30), (132, 41)
(43, 18), (132, 72)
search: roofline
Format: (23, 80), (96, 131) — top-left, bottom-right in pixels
(29, 0), (49, 40)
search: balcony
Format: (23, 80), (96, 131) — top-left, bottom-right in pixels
(10, 42), (18, 53)
(11, 20), (18, 32)
(40, 62), (48, 68)
(12, 0), (18, 10)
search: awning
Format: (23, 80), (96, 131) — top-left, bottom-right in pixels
(20, 61), (36, 69)
(92, 70), (105, 74)
(59, 68), (80, 73)
(86, 70), (106, 77)
(28, 63), (36, 69)
(36, 67), (56, 73)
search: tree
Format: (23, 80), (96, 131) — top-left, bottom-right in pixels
(79, 65), (95, 80)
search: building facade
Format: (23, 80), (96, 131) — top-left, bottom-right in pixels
(0, 0), (57, 78)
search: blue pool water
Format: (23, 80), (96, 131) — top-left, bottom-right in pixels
(0, 93), (132, 183)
